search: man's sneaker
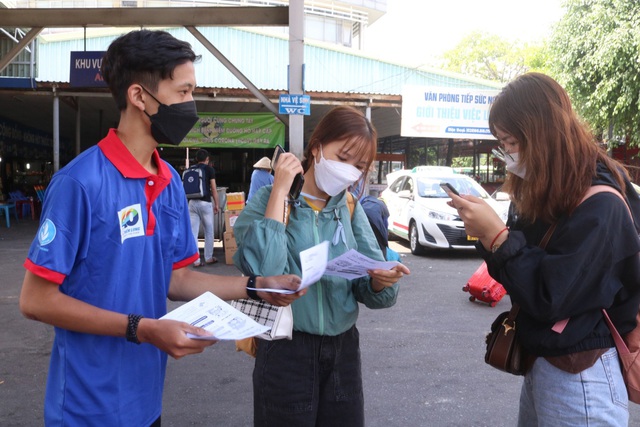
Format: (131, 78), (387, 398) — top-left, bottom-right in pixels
(205, 257), (218, 265)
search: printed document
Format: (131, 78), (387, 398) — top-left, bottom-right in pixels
(250, 241), (399, 294)
(324, 248), (399, 280)
(299, 240), (330, 288)
(161, 292), (270, 340)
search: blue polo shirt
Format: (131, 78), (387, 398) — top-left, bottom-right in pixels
(24, 129), (199, 426)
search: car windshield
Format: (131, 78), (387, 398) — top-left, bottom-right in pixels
(417, 176), (488, 198)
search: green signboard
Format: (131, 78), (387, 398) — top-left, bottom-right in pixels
(176, 113), (285, 148)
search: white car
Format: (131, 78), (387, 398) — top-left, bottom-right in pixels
(380, 167), (508, 254)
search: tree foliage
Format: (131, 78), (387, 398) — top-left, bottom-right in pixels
(551, 0), (640, 145)
(441, 31), (550, 83)
(407, 145), (439, 167)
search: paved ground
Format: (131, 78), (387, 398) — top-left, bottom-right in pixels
(1, 219), (639, 426)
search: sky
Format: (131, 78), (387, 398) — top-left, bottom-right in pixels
(362, 0), (565, 68)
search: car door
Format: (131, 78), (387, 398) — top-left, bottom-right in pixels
(383, 176), (407, 237)
(394, 176), (415, 239)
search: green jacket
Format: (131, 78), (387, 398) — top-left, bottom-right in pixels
(232, 185), (399, 336)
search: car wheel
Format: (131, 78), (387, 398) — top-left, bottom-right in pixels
(409, 221), (426, 255)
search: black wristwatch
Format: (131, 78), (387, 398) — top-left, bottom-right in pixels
(126, 314), (144, 344)
(246, 275), (262, 301)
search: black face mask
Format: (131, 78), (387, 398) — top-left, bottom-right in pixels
(141, 86), (199, 146)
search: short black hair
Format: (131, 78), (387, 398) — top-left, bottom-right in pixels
(101, 29), (200, 110)
(195, 149), (209, 162)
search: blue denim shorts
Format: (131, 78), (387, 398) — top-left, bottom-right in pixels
(518, 347), (628, 426)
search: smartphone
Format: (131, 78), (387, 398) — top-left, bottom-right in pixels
(271, 145), (305, 199)
(271, 144), (285, 171)
(440, 182), (460, 197)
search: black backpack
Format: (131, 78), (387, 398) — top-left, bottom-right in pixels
(182, 165), (205, 199)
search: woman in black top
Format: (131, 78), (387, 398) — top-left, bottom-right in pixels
(450, 72), (640, 426)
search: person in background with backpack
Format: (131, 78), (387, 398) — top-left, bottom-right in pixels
(449, 73), (640, 426)
(186, 149), (220, 267)
(232, 105), (410, 427)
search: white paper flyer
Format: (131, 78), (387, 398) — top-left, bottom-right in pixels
(161, 291), (270, 340)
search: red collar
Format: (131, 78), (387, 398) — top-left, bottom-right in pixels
(98, 129), (171, 181)
(98, 129), (172, 236)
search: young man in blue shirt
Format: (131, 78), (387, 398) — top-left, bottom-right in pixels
(19, 29), (304, 426)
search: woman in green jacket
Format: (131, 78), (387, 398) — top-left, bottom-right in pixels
(233, 106), (410, 427)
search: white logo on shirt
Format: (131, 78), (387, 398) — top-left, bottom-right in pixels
(38, 219), (56, 246)
(118, 203), (145, 243)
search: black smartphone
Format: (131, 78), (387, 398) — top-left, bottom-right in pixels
(271, 144), (285, 172)
(271, 145), (304, 199)
(440, 182), (460, 197)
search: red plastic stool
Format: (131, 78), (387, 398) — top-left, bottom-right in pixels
(15, 198), (35, 220)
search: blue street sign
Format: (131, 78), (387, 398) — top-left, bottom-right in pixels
(278, 94), (311, 115)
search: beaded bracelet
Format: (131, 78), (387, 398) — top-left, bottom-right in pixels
(246, 275), (262, 301)
(126, 314), (144, 344)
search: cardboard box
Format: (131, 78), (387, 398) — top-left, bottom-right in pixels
(224, 230), (238, 265)
(223, 230), (237, 249)
(224, 242), (238, 265)
(226, 192), (246, 210)
(224, 210), (242, 230)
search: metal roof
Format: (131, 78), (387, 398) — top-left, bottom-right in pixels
(35, 26), (502, 94)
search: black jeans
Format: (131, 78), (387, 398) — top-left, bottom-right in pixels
(253, 325), (364, 427)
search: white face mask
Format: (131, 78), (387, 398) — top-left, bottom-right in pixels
(314, 145), (363, 197)
(504, 152), (527, 180)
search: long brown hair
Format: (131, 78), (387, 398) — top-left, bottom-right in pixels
(489, 72), (627, 223)
(302, 106), (378, 179)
